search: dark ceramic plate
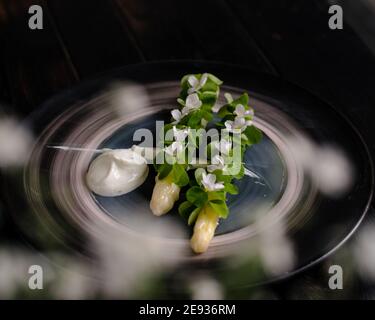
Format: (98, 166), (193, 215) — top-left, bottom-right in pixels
(5, 61), (373, 286)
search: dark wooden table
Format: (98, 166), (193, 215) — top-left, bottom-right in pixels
(1, 0), (374, 299)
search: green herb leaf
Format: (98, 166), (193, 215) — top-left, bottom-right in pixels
(187, 110), (204, 128)
(209, 200), (229, 218)
(207, 74), (223, 85)
(178, 201), (194, 220)
(212, 169), (233, 184)
(188, 207), (201, 225)
(201, 91), (218, 106)
(208, 190), (226, 201)
(224, 183), (239, 195)
(233, 164), (245, 180)
(243, 125), (263, 145)
(201, 80), (219, 93)
(194, 168), (205, 186)
(158, 163), (173, 180)
(231, 93), (249, 107)
(186, 186), (208, 207)
(171, 163), (189, 187)
(218, 105), (231, 118)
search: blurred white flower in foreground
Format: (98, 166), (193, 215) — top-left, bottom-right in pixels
(50, 256), (97, 300)
(91, 214), (187, 298)
(110, 82), (149, 117)
(288, 136), (353, 197)
(312, 146), (353, 196)
(0, 117), (33, 168)
(258, 221), (295, 276)
(190, 274), (223, 300)
(353, 224), (375, 281)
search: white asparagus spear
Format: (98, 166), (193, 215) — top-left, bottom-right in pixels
(190, 204), (219, 254)
(150, 175), (180, 216)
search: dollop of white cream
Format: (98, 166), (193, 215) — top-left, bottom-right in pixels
(86, 149), (149, 197)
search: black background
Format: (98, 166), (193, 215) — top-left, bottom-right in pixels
(0, 0), (374, 299)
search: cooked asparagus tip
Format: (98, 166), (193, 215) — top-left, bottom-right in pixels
(190, 205), (219, 254)
(150, 176), (180, 216)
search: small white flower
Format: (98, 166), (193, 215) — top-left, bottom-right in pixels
(173, 126), (189, 142)
(171, 109), (182, 124)
(188, 74), (208, 94)
(224, 117), (248, 132)
(201, 172), (224, 191)
(185, 93), (202, 110)
(165, 141), (184, 156)
(171, 94), (202, 123)
(207, 155), (226, 173)
(213, 139), (232, 155)
(234, 104), (254, 118)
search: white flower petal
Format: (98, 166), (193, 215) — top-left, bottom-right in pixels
(201, 172), (213, 190)
(234, 116), (246, 128)
(185, 93), (202, 109)
(171, 109), (181, 122)
(173, 126), (189, 142)
(188, 75), (199, 88)
(213, 140), (231, 156)
(212, 155), (225, 166)
(234, 104), (246, 117)
(207, 155), (226, 173)
(200, 73), (208, 87)
(174, 141), (184, 154)
(165, 145), (174, 156)
(165, 141), (184, 156)
(213, 183), (224, 191)
(207, 173), (216, 185)
(181, 106), (191, 116)
(201, 171), (225, 191)
(221, 139), (232, 155)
